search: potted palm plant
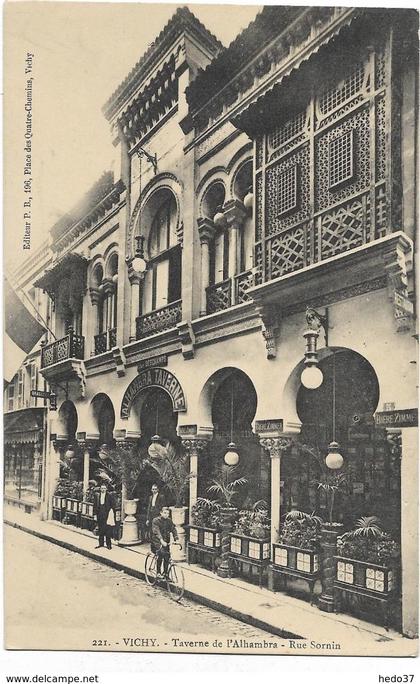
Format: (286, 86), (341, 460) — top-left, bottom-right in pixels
(335, 516), (400, 597)
(273, 509), (322, 576)
(52, 478), (73, 521)
(206, 463), (248, 578)
(188, 498), (222, 549)
(230, 501), (271, 562)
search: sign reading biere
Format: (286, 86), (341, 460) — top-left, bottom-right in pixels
(375, 408), (418, 428)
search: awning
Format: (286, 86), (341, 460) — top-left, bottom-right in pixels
(4, 408), (45, 445)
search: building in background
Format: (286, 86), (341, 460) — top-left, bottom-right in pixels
(5, 6), (417, 638)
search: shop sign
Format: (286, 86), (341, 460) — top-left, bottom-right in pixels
(120, 368), (186, 418)
(137, 354), (168, 371)
(374, 409), (418, 428)
(178, 425), (197, 436)
(255, 419), (284, 433)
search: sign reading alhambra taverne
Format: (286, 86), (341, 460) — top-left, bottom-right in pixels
(120, 368), (186, 418)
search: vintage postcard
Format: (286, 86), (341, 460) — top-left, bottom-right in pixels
(3, 0), (419, 660)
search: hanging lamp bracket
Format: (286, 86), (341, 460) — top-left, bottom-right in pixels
(137, 147), (157, 175)
(305, 307), (329, 346)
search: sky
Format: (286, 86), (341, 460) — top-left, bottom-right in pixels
(4, 2), (262, 272)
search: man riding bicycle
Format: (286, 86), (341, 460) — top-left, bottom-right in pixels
(151, 506), (179, 578)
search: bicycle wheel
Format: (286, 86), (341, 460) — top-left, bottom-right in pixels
(166, 562), (185, 602)
(145, 553), (158, 586)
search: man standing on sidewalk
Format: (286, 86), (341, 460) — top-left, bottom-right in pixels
(93, 483), (116, 550)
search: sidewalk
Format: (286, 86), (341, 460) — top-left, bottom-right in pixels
(4, 505), (417, 656)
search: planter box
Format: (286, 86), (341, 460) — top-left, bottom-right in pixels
(229, 533), (270, 561)
(273, 543), (319, 576)
(52, 495), (67, 510)
(81, 501), (94, 518)
(66, 498), (82, 514)
(335, 556), (396, 596)
(188, 525), (221, 549)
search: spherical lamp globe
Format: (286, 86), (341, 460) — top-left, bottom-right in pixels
(224, 443), (239, 467)
(243, 190), (254, 212)
(148, 435), (167, 459)
(131, 254), (147, 274)
(325, 442), (344, 470)
(301, 364), (323, 390)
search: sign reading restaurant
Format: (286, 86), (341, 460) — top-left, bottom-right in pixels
(120, 368), (186, 418)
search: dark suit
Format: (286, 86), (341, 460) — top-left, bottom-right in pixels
(93, 490), (116, 549)
(146, 492), (167, 527)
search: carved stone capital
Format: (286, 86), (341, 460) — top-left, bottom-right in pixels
(112, 347), (126, 377)
(259, 436), (291, 457)
(128, 269), (145, 285)
(102, 278), (116, 296)
(383, 237), (414, 333)
(255, 304), (281, 359)
(177, 320), (195, 360)
(181, 438), (210, 457)
(197, 217), (216, 245)
(89, 287), (101, 305)
(222, 199), (247, 230)
(76, 438), (99, 454)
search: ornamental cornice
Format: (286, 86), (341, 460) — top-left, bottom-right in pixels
(189, 7), (357, 136)
(53, 180), (125, 256)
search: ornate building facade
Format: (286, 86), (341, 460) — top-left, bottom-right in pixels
(7, 7), (418, 637)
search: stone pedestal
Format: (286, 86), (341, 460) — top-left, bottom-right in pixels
(170, 506), (188, 561)
(217, 506), (237, 578)
(318, 523), (343, 612)
(119, 498), (140, 546)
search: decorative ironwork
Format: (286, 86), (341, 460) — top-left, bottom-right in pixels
(136, 300), (182, 339)
(329, 130), (354, 189)
(375, 184), (388, 239)
(94, 331), (108, 355)
(41, 331), (85, 369)
(206, 279), (231, 314)
(235, 270), (253, 303)
(109, 327), (117, 349)
(256, 136), (264, 169)
(315, 107), (370, 213)
(375, 45), (386, 90)
(266, 145), (310, 237)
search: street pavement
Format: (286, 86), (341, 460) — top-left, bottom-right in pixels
(5, 525), (282, 652)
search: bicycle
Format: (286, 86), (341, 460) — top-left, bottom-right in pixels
(144, 542), (185, 602)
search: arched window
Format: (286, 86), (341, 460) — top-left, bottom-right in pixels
(143, 195), (181, 312)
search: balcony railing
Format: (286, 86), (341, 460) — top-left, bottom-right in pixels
(41, 330), (85, 369)
(206, 279), (231, 314)
(94, 327), (117, 355)
(206, 270), (255, 314)
(136, 300), (182, 339)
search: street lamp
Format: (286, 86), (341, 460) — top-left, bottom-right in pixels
(300, 308), (328, 390)
(325, 350), (343, 470)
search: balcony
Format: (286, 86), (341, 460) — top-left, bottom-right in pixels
(206, 270), (254, 314)
(94, 327), (117, 355)
(40, 329), (86, 394)
(136, 300), (182, 339)
(41, 330), (84, 369)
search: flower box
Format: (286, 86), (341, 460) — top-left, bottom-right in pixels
(66, 498), (82, 514)
(229, 533), (270, 561)
(81, 501), (94, 518)
(52, 495), (67, 511)
(335, 556), (396, 596)
(188, 525), (221, 549)
(272, 542), (319, 577)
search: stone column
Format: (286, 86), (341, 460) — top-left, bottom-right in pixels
(88, 287), (101, 355)
(223, 199), (247, 304)
(259, 436), (291, 547)
(181, 438), (209, 516)
(77, 440), (98, 497)
(128, 271), (144, 342)
(197, 218), (215, 317)
(103, 279), (115, 334)
(318, 523), (343, 612)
